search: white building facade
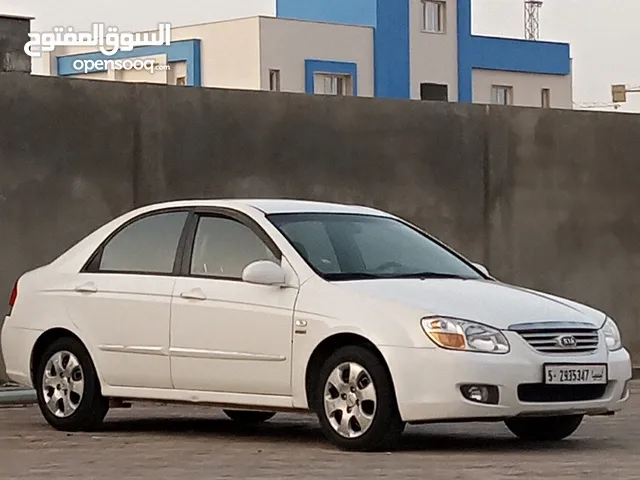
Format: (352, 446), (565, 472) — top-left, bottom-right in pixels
(41, 0), (573, 108)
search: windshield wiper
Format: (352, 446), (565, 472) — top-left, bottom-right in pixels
(324, 272), (474, 281)
(324, 273), (387, 281)
(380, 272), (474, 279)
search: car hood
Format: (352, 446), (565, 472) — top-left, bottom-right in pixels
(338, 278), (605, 330)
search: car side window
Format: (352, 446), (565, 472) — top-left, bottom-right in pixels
(98, 211), (188, 274)
(190, 216), (278, 279)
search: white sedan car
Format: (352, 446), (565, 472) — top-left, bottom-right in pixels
(1, 199), (632, 451)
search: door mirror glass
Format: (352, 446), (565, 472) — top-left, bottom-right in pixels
(472, 262), (489, 276)
(242, 260), (286, 286)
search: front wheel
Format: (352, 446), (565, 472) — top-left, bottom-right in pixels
(223, 410), (276, 424)
(34, 337), (109, 432)
(315, 345), (405, 451)
(504, 414), (584, 441)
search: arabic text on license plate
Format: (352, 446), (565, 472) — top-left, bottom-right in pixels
(544, 364), (607, 385)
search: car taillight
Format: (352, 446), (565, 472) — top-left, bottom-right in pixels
(8, 281), (17, 315)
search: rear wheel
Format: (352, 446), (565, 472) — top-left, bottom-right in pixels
(34, 337), (109, 432)
(223, 410), (276, 424)
(505, 414), (584, 441)
(314, 345), (405, 451)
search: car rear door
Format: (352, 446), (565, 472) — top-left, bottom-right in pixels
(64, 208), (190, 389)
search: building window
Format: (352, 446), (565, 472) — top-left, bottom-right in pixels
(176, 76), (186, 86)
(423, 1), (446, 33)
(491, 85), (513, 105)
(269, 69), (281, 92)
(314, 73), (354, 96)
(420, 83), (449, 101)
(541, 88), (551, 108)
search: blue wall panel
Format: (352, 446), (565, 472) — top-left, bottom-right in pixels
(374, 0), (410, 98)
(276, 0), (376, 26)
(468, 36), (571, 75)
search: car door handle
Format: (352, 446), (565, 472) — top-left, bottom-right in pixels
(75, 282), (98, 293)
(180, 289), (206, 301)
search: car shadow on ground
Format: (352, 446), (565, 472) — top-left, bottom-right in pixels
(100, 416), (327, 446)
(95, 416), (605, 453)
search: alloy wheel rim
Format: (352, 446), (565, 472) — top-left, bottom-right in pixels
(42, 351), (85, 418)
(323, 362), (377, 439)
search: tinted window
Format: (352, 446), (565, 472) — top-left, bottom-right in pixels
(190, 216), (278, 279)
(277, 220), (339, 274)
(99, 211), (188, 274)
(269, 213), (483, 281)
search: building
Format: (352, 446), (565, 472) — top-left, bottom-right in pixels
(41, 0), (573, 108)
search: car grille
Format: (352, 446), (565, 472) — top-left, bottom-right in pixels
(517, 329), (600, 354)
(518, 383), (607, 402)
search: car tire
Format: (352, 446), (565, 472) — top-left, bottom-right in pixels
(34, 336), (109, 432)
(314, 345), (405, 451)
(504, 414), (584, 441)
(223, 409), (276, 424)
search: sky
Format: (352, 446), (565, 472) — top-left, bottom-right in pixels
(1, 0), (639, 113)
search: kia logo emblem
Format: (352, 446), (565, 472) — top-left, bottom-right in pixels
(557, 335), (578, 348)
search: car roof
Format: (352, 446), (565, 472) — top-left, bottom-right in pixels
(141, 198), (393, 217)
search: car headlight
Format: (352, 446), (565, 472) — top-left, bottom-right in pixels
(421, 316), (510, 354)
(601, 317), (622, 351)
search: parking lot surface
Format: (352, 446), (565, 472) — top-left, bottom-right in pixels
(1, 383), (639, 479)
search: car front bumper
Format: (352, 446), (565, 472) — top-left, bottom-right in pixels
(380, 332), (632, 423)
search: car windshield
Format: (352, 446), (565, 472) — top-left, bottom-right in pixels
(267, 213), (484, 281)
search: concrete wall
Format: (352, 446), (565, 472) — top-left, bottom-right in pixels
(409, 0), (458, 100)
(472, 68), (573, 109)
(1, 72), (639, 380)
(0, 15), (32, 74)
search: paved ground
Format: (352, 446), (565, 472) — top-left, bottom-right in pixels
(1, 385), (639, 479)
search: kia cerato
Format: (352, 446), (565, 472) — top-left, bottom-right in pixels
(1, 199), (632, 451)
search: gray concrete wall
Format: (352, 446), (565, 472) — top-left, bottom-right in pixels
(0, 15), (31, 73)
(1, 72), (639, 380)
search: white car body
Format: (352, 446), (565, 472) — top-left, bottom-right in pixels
(1, 199), (632, 449)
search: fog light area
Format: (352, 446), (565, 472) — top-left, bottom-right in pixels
(621, 380), (630, 400)
(460, 384), (500, 405)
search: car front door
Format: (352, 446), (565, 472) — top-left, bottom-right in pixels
(169, 210), (297, 396)
(65, 209), (190, 389)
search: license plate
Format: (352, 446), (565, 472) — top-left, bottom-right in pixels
(543, 364), (608, 385)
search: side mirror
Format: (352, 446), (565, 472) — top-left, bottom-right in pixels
(242, 260), (286, 286)
(472, 262), (490, 276)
